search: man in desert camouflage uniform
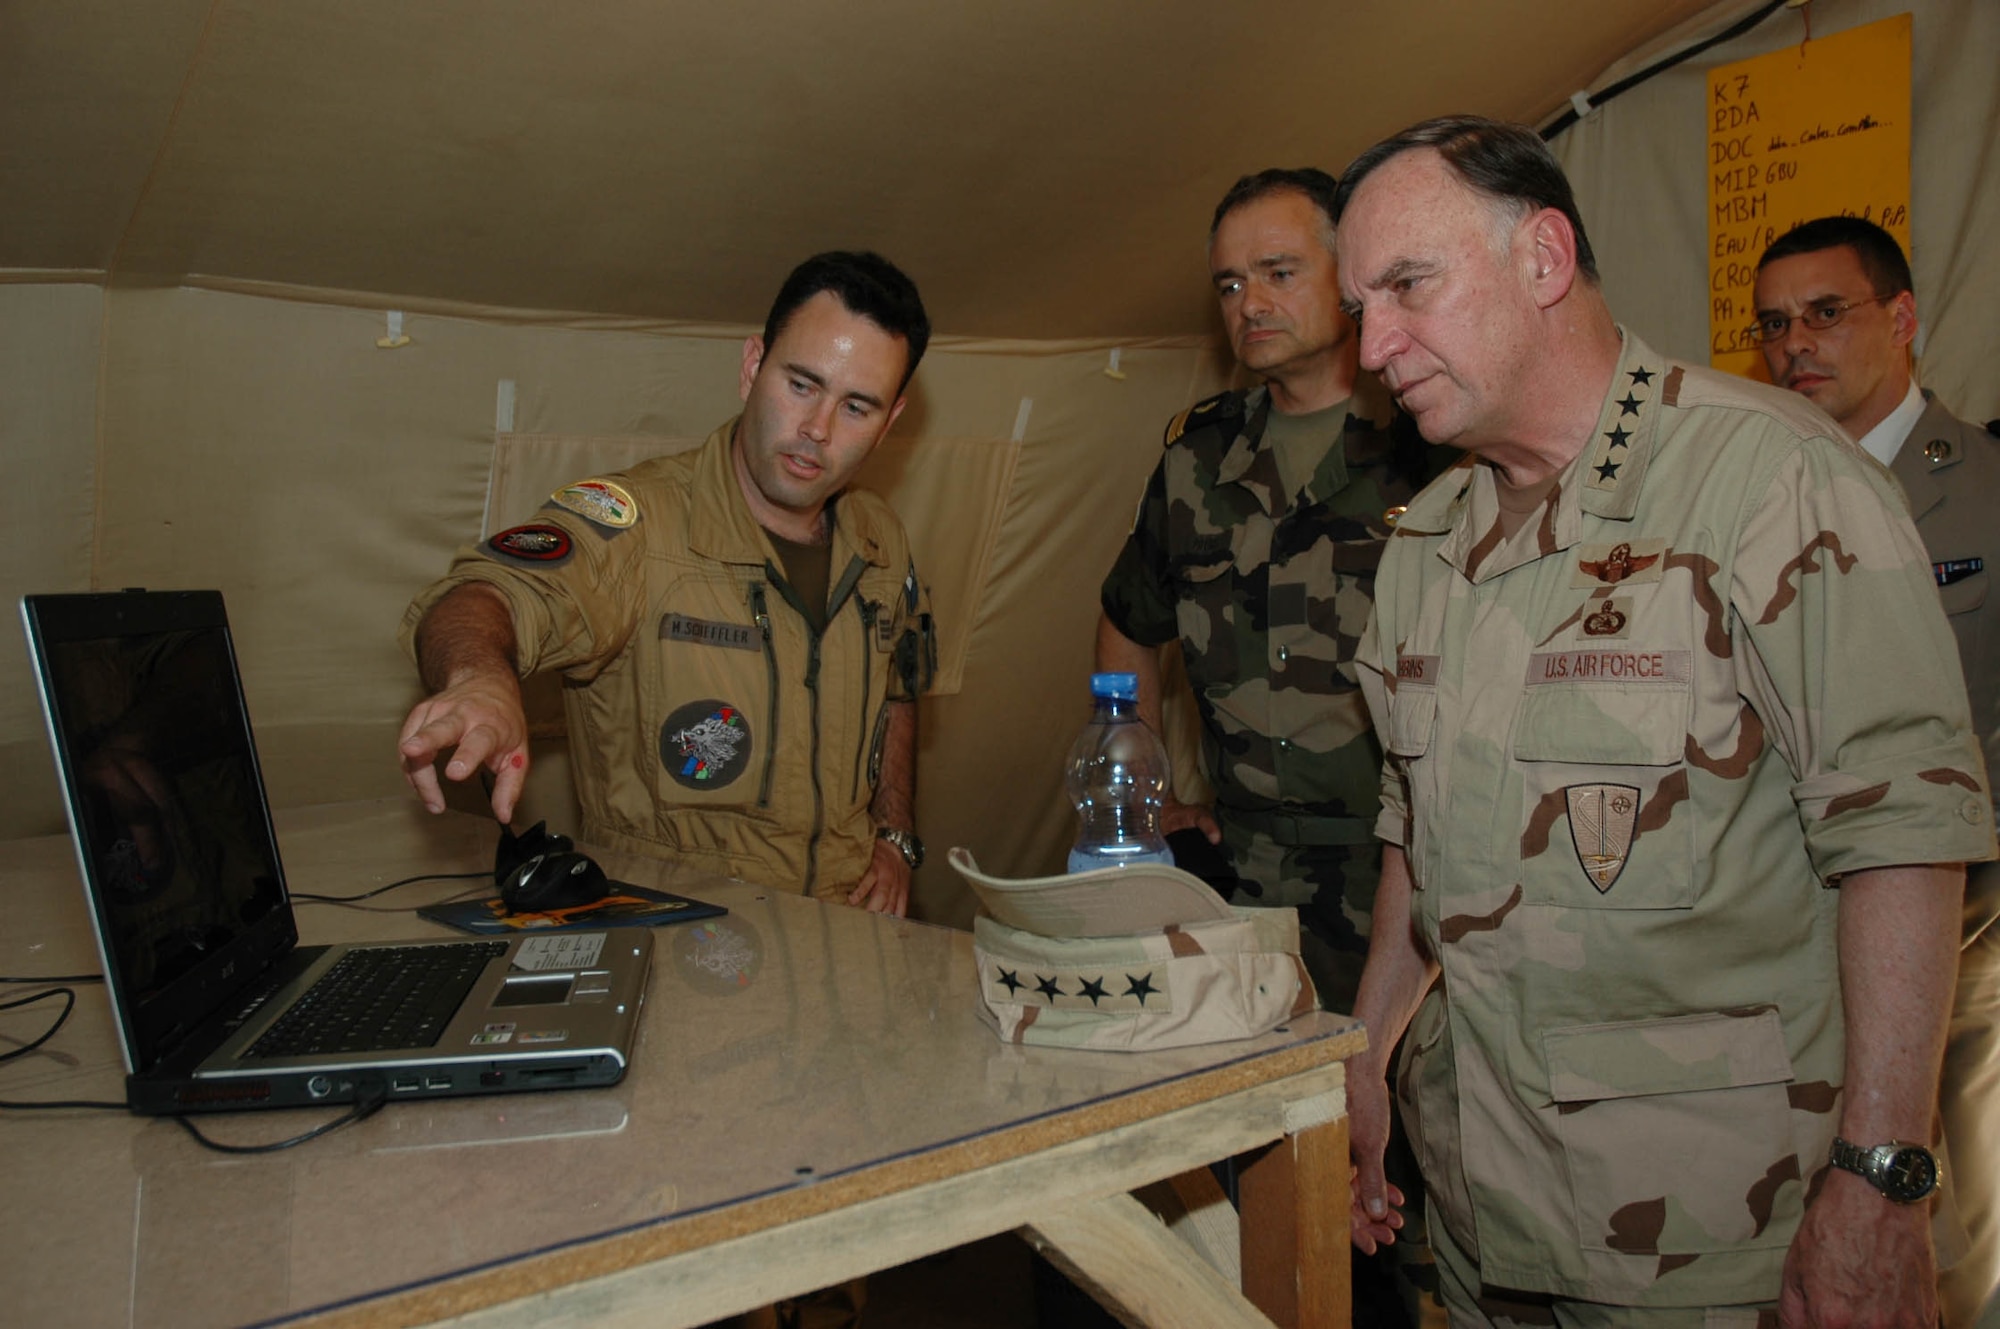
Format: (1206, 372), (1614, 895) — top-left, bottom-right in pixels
(1096, 167), (1443, 1015)
(1337, 117), (1994, 1324)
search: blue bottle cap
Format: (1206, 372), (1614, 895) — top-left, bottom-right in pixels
(1089, 672), (1139, 701)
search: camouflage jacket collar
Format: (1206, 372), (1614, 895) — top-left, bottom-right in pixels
(1213, 385), (1370, 519)
(687, 417), (890, 571)
(1424, 329), (1672, 585)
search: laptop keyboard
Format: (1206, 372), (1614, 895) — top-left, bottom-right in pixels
(244, 942), (509, 1058)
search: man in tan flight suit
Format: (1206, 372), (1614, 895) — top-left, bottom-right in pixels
(1337, 116), (1993, 1325)
(398, 251), (936, 916)
(1754, 215), (2000, 1326)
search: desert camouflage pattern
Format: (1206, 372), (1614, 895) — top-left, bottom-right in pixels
(402, 420), (934, 900)
(1356, 332), (1997, 1306)
(1100, 383), (1444, 1011)
(1429, 1214), (1777, 1326)
(971, 907), (1314, 1049)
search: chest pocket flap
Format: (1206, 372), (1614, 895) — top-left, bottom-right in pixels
(1514, 685), (1687, 766)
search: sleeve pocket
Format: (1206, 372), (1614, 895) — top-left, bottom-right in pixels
(1544, 1010), (1802, 1255)
(1387, 688), (1436, 757)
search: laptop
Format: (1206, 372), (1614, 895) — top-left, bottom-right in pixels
(22, 588), (653, 1115)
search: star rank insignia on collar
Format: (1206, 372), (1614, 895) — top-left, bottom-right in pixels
(995, 967), (1024, 995)
(1077, 976), (1109, 1007)
(1122, 972), (1160, 1005)
(1583, 364), (1659, 497)
(1034, 974), (1063, 1001)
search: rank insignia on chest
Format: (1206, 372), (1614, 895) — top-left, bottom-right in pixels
(551, 478), (638, 529)
(487, 523), (573, 564)
(1936, 557), (1983, 588)
(1565, 784), (1640, 892)
(1570, 539), (1666, 588)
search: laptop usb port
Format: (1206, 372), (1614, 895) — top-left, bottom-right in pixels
(391, 1076), (422, 1093)
(423, 1076), (452, 1091)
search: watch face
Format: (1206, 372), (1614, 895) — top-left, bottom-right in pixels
(1880, 1146), (1939, 1203)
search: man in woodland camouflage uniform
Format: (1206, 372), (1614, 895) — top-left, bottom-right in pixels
(1339, 116), (1994, 1324)
(1096, 167), (1445, 1017)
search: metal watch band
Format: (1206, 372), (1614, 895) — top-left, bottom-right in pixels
(876, 826), (924, 869)
(1828, 1135), (1939, 1204)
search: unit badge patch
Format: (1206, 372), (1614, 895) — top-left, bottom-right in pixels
(551, 478), (638, 529)
(487, 524), (573, 564)
(1579, 596), (1633, 639)
(660, 699), (753, 790)
(1571, 539), (1667, 588)
(1565, 784), (1640, 892)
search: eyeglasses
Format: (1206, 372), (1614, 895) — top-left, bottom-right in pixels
(1748, 295), (1893, 345)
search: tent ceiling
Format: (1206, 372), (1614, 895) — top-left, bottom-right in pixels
(2, 0), (1720, 337)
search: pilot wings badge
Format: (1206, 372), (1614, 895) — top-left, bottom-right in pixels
(1565, 784), (1640, 892)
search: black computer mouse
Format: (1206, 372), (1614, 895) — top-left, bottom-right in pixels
(499, 850), (610, 913)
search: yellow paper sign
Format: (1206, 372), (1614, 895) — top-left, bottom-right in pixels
(1706, 13), (1910, 378)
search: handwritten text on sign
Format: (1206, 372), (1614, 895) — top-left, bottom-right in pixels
(1706, 13), (1910, 378)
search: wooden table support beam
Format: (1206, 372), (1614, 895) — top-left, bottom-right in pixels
(1023, 1193), (1275, 1329)
(1238, 1072), (1350, 1328)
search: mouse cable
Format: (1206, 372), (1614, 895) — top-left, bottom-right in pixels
(291, 870), (490, 905)
(0, 985), (83, 1066)
(173, 1086), (389, 1154)
(0, 973), (103, 984)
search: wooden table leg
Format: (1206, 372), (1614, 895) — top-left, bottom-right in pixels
(1238, 1095), (1349, 1328)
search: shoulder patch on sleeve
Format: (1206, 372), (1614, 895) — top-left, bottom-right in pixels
(1163, 391), (1242, 448)
(487, 523), (574, 565)
(550, 478), (638, 529)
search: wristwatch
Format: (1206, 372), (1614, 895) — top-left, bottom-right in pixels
(1827, 1137), (1939, 1204)
(876, 826), (925, 870)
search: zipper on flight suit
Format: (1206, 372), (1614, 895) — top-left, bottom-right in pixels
(748, 583), (779, 807)
(763, 555), (870, 897)
(852, 599), (879, 800)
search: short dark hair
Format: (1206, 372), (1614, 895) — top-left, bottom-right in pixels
(1756, 216), (1913, 297)
(762, 251), (931, 391)
(1332, 115), (1599, 282)
(1210, 167), (1341, 243)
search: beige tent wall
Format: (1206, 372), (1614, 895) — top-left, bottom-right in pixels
(0, 283), (104, 836)
(1551, 0), (2000, 423)
(0, 280), (1228, 923)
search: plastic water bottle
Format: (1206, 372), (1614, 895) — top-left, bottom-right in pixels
(1065, 672), (1174, 873)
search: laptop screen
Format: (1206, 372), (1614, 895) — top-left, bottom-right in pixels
(24, 591), (297, 1073)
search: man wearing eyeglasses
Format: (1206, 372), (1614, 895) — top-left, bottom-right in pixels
(1755, 216), (2000, 1326)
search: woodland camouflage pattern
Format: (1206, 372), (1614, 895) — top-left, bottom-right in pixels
(1100, 383), (1441, 1012)
(1357, 332), (1997, 1307)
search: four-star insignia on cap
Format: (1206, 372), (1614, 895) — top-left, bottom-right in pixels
(1034, 974), (1063, 1001)
(995, 967), (1024, 995)
(1123, 972), (1160, 1003)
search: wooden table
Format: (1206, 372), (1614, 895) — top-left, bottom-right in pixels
(0, 799), (1366, 1328)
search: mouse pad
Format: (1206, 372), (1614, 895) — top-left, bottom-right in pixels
(419, 882), (727, 935)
